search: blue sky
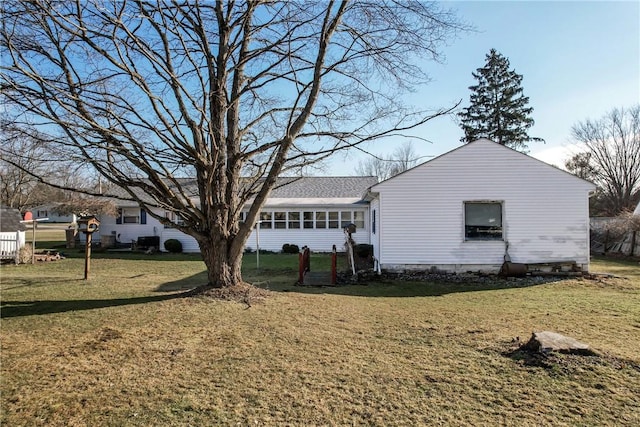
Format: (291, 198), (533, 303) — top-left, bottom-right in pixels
(328, 0), (640, 175)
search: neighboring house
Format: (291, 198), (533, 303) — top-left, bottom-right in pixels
(30, 204), (75, 223)
(97, 176), (377, 253)
(365, 139), (596, 273)
(0, 206), (26, 262)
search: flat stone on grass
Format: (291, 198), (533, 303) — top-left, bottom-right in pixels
(523, 331), (598, 356)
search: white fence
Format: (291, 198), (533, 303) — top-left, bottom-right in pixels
(0, 231), (25, 263)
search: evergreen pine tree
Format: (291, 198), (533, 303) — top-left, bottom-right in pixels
(458, 49), (543, 152)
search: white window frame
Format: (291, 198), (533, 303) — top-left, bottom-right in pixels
(259, 211), (273, 229)
(253, 209), (366, 230)
(288, 211), (301, 229)
(122, 207), (140, 224)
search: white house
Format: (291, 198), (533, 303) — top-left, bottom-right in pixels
(29, 204), (75, 222)
(365, 139), (596, 273)
(97, 176), (377, 253)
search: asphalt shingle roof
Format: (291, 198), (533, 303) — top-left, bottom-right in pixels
(102, 176), (378, 204)
(0, 207), (26, 232)
(270, 176), (378, 198)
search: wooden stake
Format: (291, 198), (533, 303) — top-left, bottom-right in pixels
(84, 232), (92, 280)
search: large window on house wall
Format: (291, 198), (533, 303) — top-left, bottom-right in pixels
(464, 202), (503, 240)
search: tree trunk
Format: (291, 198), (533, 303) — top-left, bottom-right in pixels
(198, 236), (244, 289)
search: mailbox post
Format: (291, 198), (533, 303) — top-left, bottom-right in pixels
(78, 216), (100, 280)
(343, 223), (357, 276)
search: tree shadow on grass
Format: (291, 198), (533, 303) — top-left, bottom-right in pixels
(1, 277), (87, 291)
(155, 271), (209, 292)
(1, 293), (185, 318)
(152, 269), (566, 298)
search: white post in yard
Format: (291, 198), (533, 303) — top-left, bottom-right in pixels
(255, 221), (261, 270)
(14, 231), (20, 265)
(31, 220), (36, 264)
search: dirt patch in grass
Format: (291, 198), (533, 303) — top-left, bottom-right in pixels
(185, 281), (272, 306)
(503, 344), (640, 377)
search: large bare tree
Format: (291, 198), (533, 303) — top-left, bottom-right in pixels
(1, 0), (464, 289)
(568, 105), (640, 216)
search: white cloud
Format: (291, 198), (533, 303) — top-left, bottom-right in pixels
(530, 143), (584, 169)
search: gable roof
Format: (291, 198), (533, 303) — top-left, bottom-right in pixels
(371, 138), (596, 192)
(0, 206), (26, 232)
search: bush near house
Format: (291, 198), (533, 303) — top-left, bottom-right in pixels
(281, 243), (300, 254)
(164, 239), (183, 253)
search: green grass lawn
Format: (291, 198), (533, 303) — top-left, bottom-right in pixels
(1, 235), (639, 425)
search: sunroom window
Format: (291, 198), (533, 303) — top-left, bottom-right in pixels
(354, 211), (365, 229)
(259, 211), (272, 229)
(303, 212), (314, 229)
(315, 211), (326, 229)
(328, 211), (339, 229)
(274, 211), (287, 229)
(288, 212), (301, 229)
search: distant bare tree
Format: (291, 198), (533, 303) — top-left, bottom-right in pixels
(1, 122), (98, 211)
(1, 1), (465, 290)
(356, 141), (423, 181)
(569, 106), (640, 215)
(0, 137), (42, 210)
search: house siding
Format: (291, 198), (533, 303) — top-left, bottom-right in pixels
(372, 139), (594, 273)
(369, 198), (381, 264)
(99, 206), (369, 253)
(97, 209), (162, 246)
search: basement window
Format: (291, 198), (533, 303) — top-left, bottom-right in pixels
(464, 202), (503, 240)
